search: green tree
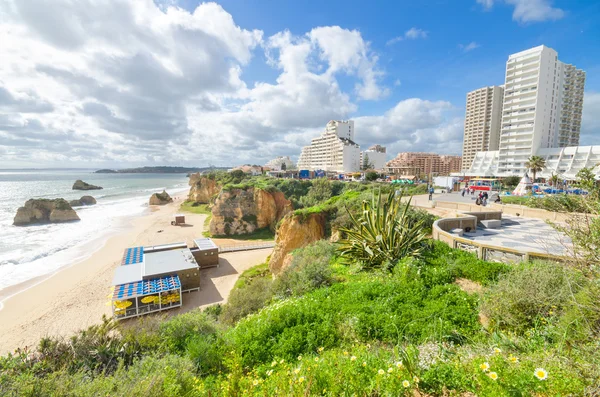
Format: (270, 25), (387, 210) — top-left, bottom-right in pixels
(337, 191), (428, 270)
(299, 178), (332, 207)
(502, 176), (521, 189)
(549, 172), (560, 188)
(575, 167), (598, 199)
(362, 154), (374, 170)
(525, 155), (546, 182)
(365, 171), (379, 181)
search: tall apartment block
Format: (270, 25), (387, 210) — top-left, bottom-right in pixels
(297, 120), (361, 173)
(498, 45), (586, 176)
(461, 86), (504, 171)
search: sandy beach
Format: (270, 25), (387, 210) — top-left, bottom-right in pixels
(0, 198), (272, 355)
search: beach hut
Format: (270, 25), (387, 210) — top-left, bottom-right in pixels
(512, 174), (533, 196)
(191, 238), (219, 268)
(171, 214), (186, 226)
(111, 243), (200, 320)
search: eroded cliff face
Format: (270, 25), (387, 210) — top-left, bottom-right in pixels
(13, 199), (80, 226)
(188, 174), (220, 204)
(149, 190), (173, 205)
(209, 187), (292, 236)
(268, 212), (326, 275)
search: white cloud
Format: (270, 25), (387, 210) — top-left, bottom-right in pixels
(581, 92), (600, 147)
(354, 99), (464, 155)
(386, 27), (428, 46)
(459, 42), (481, 52)
(0, 0), (458, 168)
(476, 0), (565, 23)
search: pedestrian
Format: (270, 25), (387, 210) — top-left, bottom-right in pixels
(482, 191), (489, 206)
(428, 186), (434, 201)
(461, 187), (465, 197)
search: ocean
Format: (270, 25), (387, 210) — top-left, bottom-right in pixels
(0, 169), (189, 294)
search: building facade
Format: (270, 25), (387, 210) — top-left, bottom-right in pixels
(386, 152), (462, 178)
(461, 85), (504, 171)
(264, 156), (295, 171)
(360, 145), (387, 170)
(297, 120), (361, 173)
(464, 45), (593, 179)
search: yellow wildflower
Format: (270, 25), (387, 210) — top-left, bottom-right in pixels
(315, 357), (319, 362)
(350, 356), (357, 361)
(343, 351), (348, 356)
(252, 379), (259, 386)
(413, 376), (420, 383)
(488, 372), (498, 381)
(534, 368), (548, 381)
(294, 368), (300, 374)
(362, 361), (367, 367)
(279, 359), (284, 364)
(378, 369), (385, 375)
(509, 355), (519, 363)
(395, 361), (403, 368)
(266, 370), (273, 376)
(402, 380), (410, 388)
(299, 377), (305, 383)
(297, 355), (302, 361)
(480, 362), (490, 372)
(318, 347), (324, 352)
(271, 361), (277, 367)
(387, 367), (393, 373)
(493, 347), (502, 354)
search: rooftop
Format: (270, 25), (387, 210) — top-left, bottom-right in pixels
(144, 248), (198, 277)
(193, 238), (218, 251)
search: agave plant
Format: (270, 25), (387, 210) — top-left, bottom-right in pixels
(337, 191), (428, 270)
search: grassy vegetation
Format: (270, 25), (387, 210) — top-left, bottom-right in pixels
(3, 238), (597, 396)
(501, 194), (593, 213)
(210, 227), (275, 241)
(179, 200), (211, 215)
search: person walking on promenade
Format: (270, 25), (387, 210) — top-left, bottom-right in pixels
(428, 186), (434, 201)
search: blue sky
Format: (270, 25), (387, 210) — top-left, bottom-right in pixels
(0, 0), (599, 167)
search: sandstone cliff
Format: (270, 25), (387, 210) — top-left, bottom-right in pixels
(73, 180), (103, 190)
(268, 211), (327, 275)
(13, 199), (80, 226)
(188, 174), (220, 203)
(149, 190), (173, 205)
(209, 187), (292, 236)
(69, 196), (97, 207)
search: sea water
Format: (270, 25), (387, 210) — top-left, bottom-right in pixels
(0, 169), (189, 294)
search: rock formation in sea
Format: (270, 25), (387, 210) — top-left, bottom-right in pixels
(268, 211), (327, 275)
(72, 180), (103, 190)
(13, 198), (80, 226)
(209, 186), (292, 236)
(69, 196), (97, 207)
(187, 173), (221, 204)
(149, 190), (173, 205)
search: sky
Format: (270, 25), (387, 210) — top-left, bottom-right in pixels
(0, 0), (599, 168)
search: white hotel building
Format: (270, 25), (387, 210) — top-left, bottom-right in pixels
(297, 120), (361, 173)
(464, 45), (600, 180)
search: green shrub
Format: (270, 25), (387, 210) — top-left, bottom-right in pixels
(482, 261), (585, 331)
(272, 240), (335, 297)
(221, 277), (273, 325)
(159, 310), (220, 353)
(299, 178), (332, 208)
(186, 334), (225, 375)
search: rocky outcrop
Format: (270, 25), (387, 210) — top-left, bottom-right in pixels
(188, 174), (220, 204)
(209, 187), (292, 236)
(149, 190), (173, 205)
(69, 196), (97, 207)
(13, 199), (80, 226)
(268, 211), (327, 275)
(73, 180), (103, 190)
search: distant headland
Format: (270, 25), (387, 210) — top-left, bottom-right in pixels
(94, 166), (229, 174)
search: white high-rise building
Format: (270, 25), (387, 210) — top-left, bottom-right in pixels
(297, 120), (361, 173)
(498, 45), (585, 176)
(361, 145), (387, 170)
(461, 86), (504, 171)
(463, 45), (596, 179)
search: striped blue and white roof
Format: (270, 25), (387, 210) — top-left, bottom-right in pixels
(121, 246), (144, 265)
(112, 275), (181, 300)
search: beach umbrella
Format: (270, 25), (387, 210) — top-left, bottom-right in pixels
(141, 296), (157, 304)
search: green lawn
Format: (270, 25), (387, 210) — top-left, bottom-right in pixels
(179, 201), (211, 215)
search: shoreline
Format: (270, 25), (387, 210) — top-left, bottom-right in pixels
(0, 196), (203, 354)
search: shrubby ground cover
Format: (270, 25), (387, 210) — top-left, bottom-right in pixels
(1, 178), (599, 396)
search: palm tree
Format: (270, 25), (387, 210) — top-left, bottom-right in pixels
(549, 173), (560, 188)
(525, 156), (546, 182)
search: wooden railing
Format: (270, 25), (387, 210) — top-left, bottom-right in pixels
(218, 242), (276, 253)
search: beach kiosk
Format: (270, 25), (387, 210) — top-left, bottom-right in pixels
(191, 238), (219, 268)
(111, 242), (200, 320)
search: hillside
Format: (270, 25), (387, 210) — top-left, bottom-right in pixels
(94, 166), (229, 174)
